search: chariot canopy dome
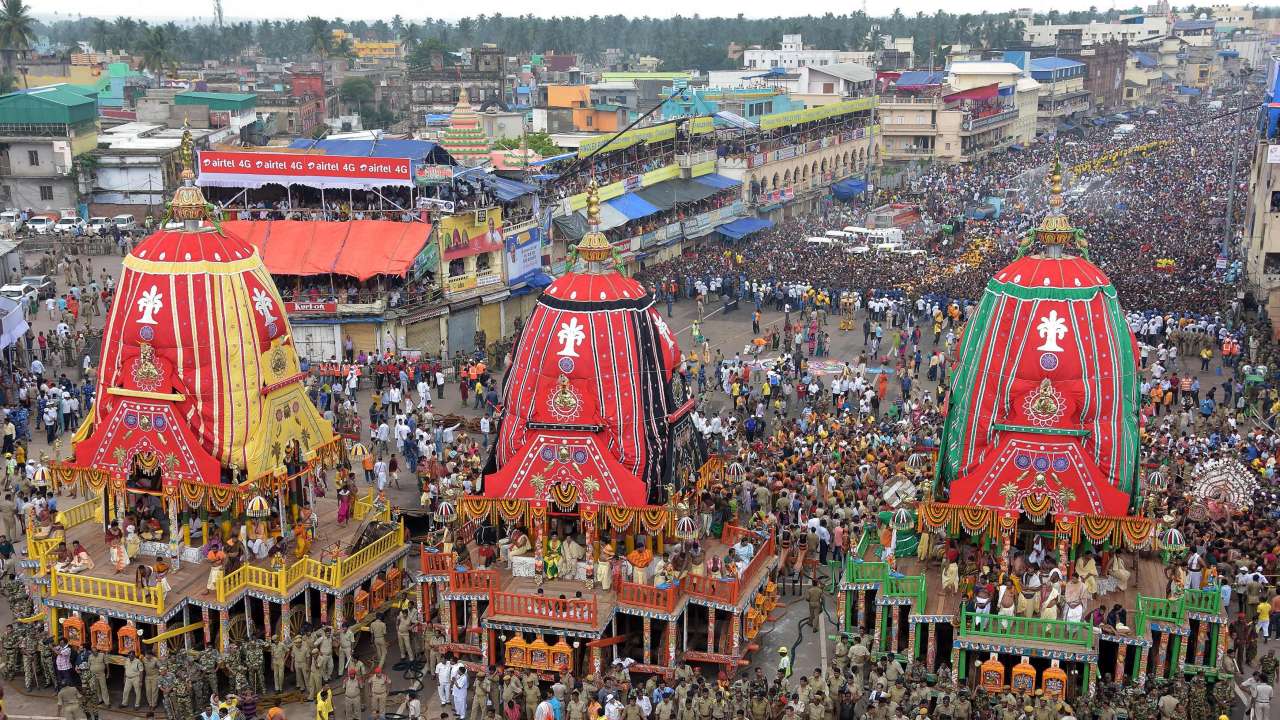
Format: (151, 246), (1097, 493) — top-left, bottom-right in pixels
(936, 161), (1141, 519)
(68, 128), (336, 485)
(484, 181), (684, 508)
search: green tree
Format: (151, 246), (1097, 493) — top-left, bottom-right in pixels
(339, 76), (374, 106)
(139, 25), (175, 77)
(0, 0), (36, 74)
(305, 16), (331, 57)
(493, 131), (560, 157)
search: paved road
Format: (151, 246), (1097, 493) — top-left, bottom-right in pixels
(0, 250), (1255, 719)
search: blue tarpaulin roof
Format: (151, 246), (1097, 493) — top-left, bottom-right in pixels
(693, 173), (742, 190)
(1132, 52), (1158, 69)
(831, 178), (868, 202)
(529, 151), (576, 167)
(717, 216), (773, 239)
(286, 138), (453, 172)
(1029, 56), (1085, 71)
(606, 192), (663, 221)
(480, 174), (539, 202)
(894, 71), (945, 88)
(1178, 85), (1202, 95)
(1173, 19), (1214, 30)
(714, 110), (758, 130)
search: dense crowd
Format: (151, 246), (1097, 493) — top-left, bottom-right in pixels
(637, 102), (1245, 316)
(10, 91), (1280, 720)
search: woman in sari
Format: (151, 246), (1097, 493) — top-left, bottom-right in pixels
(336, 481), (353, 526)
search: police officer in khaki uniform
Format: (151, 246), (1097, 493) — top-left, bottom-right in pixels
(143, 652), (161, 709)
(342, 668), (363, 720)
(369, 666), (390, 719)
(370, 616), (388, 670)
(121, 653), (144, 709)
(58, 682), (87, 720)
(397, 607), (415, 662)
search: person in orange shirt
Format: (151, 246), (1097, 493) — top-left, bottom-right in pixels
(204, 541), (226, 596)
(362, 454), (375, 485)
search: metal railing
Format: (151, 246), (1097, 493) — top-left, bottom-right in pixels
(957, 609), (1094, 648)
(51, 567), (165, 612)
(490, 590), (598, 624)
(214, 521), (405, 602)
(616, 580), (680, 613)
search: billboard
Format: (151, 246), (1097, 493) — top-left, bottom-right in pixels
(504, 225), (542, 285)
(196, 150), (412, 189)
(439, 207), (505, 263)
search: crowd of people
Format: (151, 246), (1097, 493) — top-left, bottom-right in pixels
(8, 85), (1280, 720)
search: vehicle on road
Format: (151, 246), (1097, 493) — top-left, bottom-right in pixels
(87, 217), (112, 235)
(54, 216), (85, 234)
(26, 216), (55, 235)
(20, 275), (56, 300)
(0, 283), (35, 304)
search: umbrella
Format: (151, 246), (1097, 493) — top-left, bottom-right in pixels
(244, 495), (272, 519)
(348, 442), (370, 458)
(753, 337), (767, 346)
(31, 466), (50, 487)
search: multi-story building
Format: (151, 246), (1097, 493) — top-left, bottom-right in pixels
(1029, 56), (1089, 133)
(89, 123), (218, 220)
(717, 97), (879, 222)
(1242, 78), (1280, 328)
(1172, 19), (1217, 47)
(1124, 51), (1165, 107)
(254, 70), (338, 137)
(408, 46), (507, 114)
(660, 87), (800, 123)
(0, 86), (97, 213)
(878, 62), (1037, 165)
(742, 34), (862, 70)
(1019, 15), (1169, 47)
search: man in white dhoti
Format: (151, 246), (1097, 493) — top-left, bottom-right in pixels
(451, 665), (469, 719)
(435, 657), (454, 706)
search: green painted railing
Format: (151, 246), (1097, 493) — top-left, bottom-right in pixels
(845, 560), (890, 584)
(1137, 596), (1182, 626)
(1134, 587), (1225, 635)
(884, 575), (927, 608)
(957, 609), (1094, 648)
(1183, 588), (1224, 616)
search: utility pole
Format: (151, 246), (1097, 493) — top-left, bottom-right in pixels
(1223, 68), (1248, 257)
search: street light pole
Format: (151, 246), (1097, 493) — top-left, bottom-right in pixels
(1222, 68), (1249, 257)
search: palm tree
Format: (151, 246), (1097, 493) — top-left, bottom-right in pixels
(139, 26), (175, 78)
(402, 22), (420, 50)
(304, 16), (331, 57)
(0, 0), (36, 76)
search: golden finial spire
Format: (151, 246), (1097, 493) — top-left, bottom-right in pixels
(1032, 157), (1076, 251)
(167, 121), (214, 228)
(575, 180), (612, 265)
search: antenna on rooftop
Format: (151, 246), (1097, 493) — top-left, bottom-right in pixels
(213, 0), (224, 29)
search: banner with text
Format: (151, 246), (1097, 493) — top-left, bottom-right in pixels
(439, 207), (505, 263)
(504, 225), (543, 286)
(758, 96), (878, 131)
(197, 150), (413, 190)
(577, 122), (678, 158)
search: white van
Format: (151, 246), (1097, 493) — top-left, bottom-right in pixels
(825, 230), (854, 240)
(847, 245), (871, 255)
(805, 236), (836, 246)
(1113, 123), (1136, 137)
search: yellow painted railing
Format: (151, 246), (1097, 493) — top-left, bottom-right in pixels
(214, 522), (404, 601)
(51, 568), (164, 612)
(55, 496), (101, 529)
(353, 491), (391, 523)
(27, 496), (101, 573)
(333, 523), (403, 586)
